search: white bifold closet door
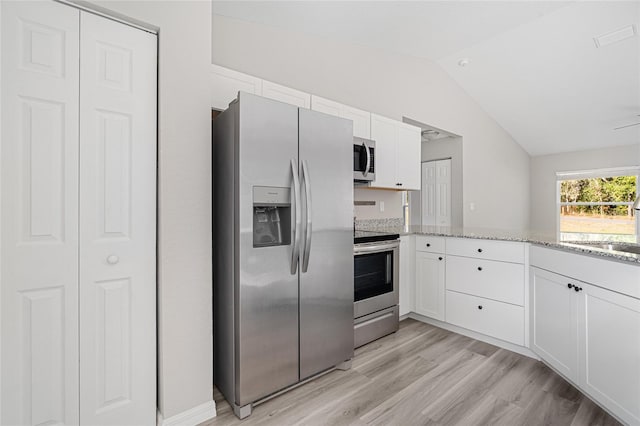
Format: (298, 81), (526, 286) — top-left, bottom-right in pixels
(1, 2), (157, 425)
(78, 12), (157, 426)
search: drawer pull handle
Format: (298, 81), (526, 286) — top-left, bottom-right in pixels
(478, 305), (483, 310)
(477, 248), (483, 253)
(477, 266), (483, 271)
(438, 257), (443, 261)
(567, 283), (573, 289)
(426, 243), (431, 247)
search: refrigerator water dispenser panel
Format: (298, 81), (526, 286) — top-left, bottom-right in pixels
(253, 186), (291, 248)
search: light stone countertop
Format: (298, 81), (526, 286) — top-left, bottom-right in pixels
(355, 224), (640, 265)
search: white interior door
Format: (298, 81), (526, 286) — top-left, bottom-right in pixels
(78, 12), (157, 426)
(421, 161), (436, 226)
(435, 159), (451, 226)
(1, 2), (80, 425)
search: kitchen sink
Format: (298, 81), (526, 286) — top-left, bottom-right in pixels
(577, 243), (640, 255)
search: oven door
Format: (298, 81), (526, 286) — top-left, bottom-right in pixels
(354, 240), (399, 318)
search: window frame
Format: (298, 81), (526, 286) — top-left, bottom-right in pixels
(555, 167), (640, 240)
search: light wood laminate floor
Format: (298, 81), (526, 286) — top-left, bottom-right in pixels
(202, 319), (620, 426)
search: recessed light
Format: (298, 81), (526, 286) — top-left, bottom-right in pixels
(458, 58), (470, 67)
(594, 24), (637, 48)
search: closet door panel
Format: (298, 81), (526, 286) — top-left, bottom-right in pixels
(1, 2), (80, 425)
(79, 12), (157, 426)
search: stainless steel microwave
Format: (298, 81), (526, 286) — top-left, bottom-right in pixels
(353, 137), (375, 182)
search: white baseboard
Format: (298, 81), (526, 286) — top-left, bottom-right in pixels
(158, 400), (217, 426)
(407, 312), (540, 360)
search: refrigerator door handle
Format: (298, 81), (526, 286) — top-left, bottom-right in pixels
(291, 158), (302, 275)
(363, 142), (371, 177)
(301, 160), (312, 273)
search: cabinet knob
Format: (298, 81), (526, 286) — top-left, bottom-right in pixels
(107, 255), (119, 265)
(574, 286), (583, 292)
(426, 243), (431, 247)
(477, 266), (483, 271)
(438, 257), (443, 261)
(567, 283), (573, 289)
(478, 305), (483, 310)
(477, 248), (483, 253)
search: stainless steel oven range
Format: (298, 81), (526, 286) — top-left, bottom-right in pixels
(353, 231), (400, 348)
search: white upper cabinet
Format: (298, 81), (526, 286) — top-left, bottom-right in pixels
(370, 114), (421, 190)
(211, 64), (262, 111)
(370, 114), (397, 188)
(397, 122), (421, 191)
(311, 95), (371, 139)
(262, 80), (311, 109)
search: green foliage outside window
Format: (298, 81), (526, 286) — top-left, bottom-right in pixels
(560, 176), (637, 216)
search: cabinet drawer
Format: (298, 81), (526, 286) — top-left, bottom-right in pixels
(446, 238), (524, 263)
(446, 256), (524, 305)
(415, 235), (445, 253)
(446, 290), (524, 345)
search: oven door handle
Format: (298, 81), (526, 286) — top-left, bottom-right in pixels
(354, 241), (399, 255)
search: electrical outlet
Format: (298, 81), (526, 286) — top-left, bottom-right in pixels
(380, 201), (385, 212)
(469, 202), (476, 211)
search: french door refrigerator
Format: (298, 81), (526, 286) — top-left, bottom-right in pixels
(213, 92), (354, 419)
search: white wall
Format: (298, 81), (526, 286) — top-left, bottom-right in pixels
(354, 188), (403, 219)
(212, 14), (531, 230)
(86, 1), (213, 420)
(530, 144), (640, 233)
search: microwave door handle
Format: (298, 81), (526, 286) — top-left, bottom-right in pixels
(290, 158), (301, 275)
(301, 160), (312, 273)
(363, 143), (371, 177)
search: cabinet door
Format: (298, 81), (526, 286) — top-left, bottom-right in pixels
(79, 13), (156, 425)
(370, 114), (397, 189)
(396, 123), (421, 190)
(310, 95), (342, 117)
(530, 267), (578, 382)
(211, 64), (262, 111)
(579, 284), (640, 425)
(262, 80), (311, 108)
(435, 159), (451, 226)
(415, 252), (445, 321)
(399, 236), (415, 316)
(342, 104), (371, 139)
(1, 3), (80, 425)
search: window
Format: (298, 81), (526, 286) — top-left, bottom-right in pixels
(557, 168), (638, 241)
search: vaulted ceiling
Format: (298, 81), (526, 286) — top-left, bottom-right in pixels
(213, 1), (640, 156)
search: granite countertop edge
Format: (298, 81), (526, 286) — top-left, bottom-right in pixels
(355, 225), (640, 265)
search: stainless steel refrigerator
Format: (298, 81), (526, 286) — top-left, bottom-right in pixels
(213, 92), (354, 419)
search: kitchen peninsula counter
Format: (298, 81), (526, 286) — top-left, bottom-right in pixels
(356, 224), (640, 265)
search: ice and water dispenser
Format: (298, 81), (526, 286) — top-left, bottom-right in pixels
(252, 186), (291, 248)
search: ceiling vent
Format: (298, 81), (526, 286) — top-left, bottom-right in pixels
(594, 24), (637, 48)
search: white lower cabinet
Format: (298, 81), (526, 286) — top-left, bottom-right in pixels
(444, 238), (526, 346)
(530, 267), (579, 381)
(446, 290), (524, 345)
(581, 283), (640, 424)
(415, 251), (445, 321)
(530, 265), (640, 425)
